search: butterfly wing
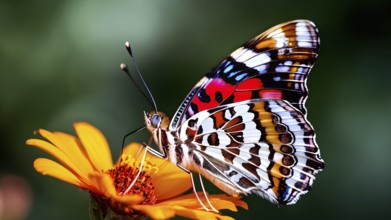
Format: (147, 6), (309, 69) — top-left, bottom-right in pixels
(170, 20), (319, 130)
(178, 99), (324, 205)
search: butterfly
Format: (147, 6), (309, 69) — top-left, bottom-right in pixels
(142, 20), (324, 205)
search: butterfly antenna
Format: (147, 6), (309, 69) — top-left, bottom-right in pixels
(124, 42), (158, 114)
(120, 63), (156, 112)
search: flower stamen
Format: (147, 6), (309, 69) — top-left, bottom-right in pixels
(107, 155), (157, 205)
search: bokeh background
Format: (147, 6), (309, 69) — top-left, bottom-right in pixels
(1, 0), (391, 219)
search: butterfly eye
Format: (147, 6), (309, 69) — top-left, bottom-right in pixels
(151, 114), (161, 127)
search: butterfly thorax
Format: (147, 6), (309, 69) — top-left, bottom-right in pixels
(144, 111), (194, 167)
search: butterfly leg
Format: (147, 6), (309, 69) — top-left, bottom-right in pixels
(116, 126), (147, 181)
(121, 144), (167, 195)
(176, 163), (218, 213)
(198, 173), (218, 212)
(138, 137), (217, 212)
(121, 126), (146, 152)
(121, 144), (150, 194)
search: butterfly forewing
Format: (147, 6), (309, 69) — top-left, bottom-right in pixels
(170, 20), (319, 130)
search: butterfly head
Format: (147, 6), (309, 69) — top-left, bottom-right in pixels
(144, 111), (169, 132)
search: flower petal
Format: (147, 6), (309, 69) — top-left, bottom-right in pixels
(121, 142), (145, 161)
(207, 194), (248, 211)
(159, 193), (248, 211)
(132, 204), (176, 220)
(74, 122), (113, 171)
(53, 132), (96, 177)
(135, 204), (232, 220)
(121, 143), (192, 201)
(150, 166), (191, 201)
(89, 173), (144, 205)
(170, 206), (222, 220)
(33, 158), (88, 189)
(27, 138), (89, 182)
(216, 214), (236, 220)
(131, 193), (247, 220)
(36, 129), (96, 181)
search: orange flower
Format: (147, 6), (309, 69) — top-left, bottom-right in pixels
(26, 122), (247, 219)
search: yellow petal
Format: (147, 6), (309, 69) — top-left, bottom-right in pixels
(150, 165), (191, 201)
(170, 206), (220, 220)
(89, 173), (144, 205)
(119, 143), (149, 166)
(27, 139), (88, 182)
(33, 158), (88, 189)
(35, 129), (65, 150)
(88, 172), (117, 197)
(121, 143), (192, 201)
(74, 122), (113, 171)
(216, 214), (236, 220)
(135, 196), (243, 220)
(36, 129), (95, 180)
(121, 142), (145, 160)
(132, 204), (176, 220)
(208, 194), (248, 211)
(121, 143), (161, 166)
(53, 132), (96, 176)
(159, 193), (248, 211)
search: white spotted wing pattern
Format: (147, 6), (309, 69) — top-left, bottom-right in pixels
(178, 99), (322, 204)
(144, 20), (324, 205)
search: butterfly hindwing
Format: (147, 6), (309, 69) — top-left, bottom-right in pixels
(179, 99), (324, 204)
(170, 20), (319, 130)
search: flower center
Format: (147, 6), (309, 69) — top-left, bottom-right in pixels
(107, 156), (157, 205)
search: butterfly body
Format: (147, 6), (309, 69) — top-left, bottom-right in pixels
(144, 20), (324, 205)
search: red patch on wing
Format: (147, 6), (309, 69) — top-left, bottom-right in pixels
(237, 78), (264, 91)
(233, 91), (252, 102)
(259, 89), (283, 99)
(192, 78), (235, 112)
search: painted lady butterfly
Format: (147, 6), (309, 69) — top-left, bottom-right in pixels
(141, 20), (324, 205)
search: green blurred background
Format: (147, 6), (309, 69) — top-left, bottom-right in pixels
(1, 0), (391, 219)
